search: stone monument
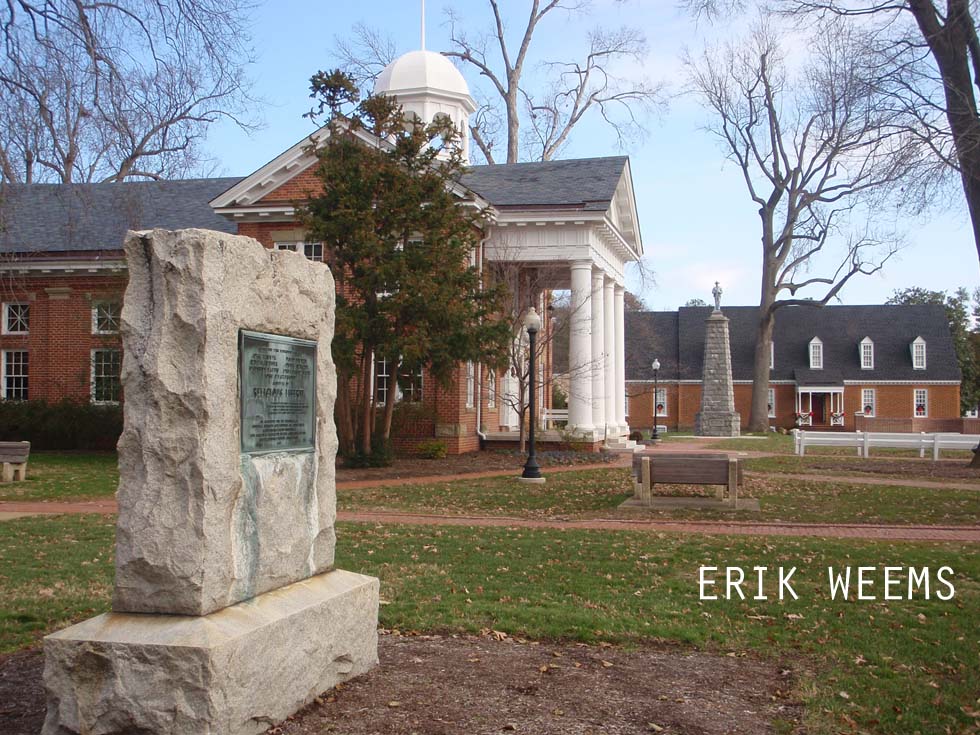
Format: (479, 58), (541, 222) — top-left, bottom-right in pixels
(694, 282), (741, 437)
(42, 229), (379, 735)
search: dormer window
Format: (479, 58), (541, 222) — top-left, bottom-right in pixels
(809, 337), (823, 370)
(911, 337), (926, 370)
(860, 337), (874, 370)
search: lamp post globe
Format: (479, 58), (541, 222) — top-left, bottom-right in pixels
(651, 359), (661, 442)
(521, 307), (544, 482)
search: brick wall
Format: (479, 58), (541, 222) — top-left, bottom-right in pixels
(0, 275), (125, 403)
(627, 381), (962, 432)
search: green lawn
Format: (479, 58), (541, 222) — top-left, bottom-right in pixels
(1, 514), (976, 735)
(340, 467), (980, 526)
(0, 452), (118, 502)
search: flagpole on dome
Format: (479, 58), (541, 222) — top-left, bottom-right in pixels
(421, 0), (426, 51)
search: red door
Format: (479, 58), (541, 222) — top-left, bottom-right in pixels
(811, 394), (825, 424)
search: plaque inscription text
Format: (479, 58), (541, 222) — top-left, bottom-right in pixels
(240, 331), (316, 453)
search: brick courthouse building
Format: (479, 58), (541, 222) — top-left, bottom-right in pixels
(0, 49), (643, 453)
(625, 305), (963, 433)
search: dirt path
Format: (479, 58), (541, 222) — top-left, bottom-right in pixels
(0, 634), (802, 735)
(4, 498), (976, 541)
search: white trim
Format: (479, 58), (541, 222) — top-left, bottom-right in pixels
(809, 337), (823, 370)
(911, 337), (927, 370)
(843, 379), (959, 385)
(487, 368), (496, 409)
(2, 302), (29, 335)
(0, 258), (126, 274)
(860, 337), (874, 370)
(913, 388), (929, 417)
(770, 341), (774, 370)
(90, 348), (121, 404)
(861, 388), (876, 417)
(465, 361), (475, 409)
(1, 349), (29, 400)
(91, 301), (121, 335)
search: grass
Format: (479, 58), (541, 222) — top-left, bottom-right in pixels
(339, 467), (980, 526)
(0, 452), (118, 502)
(0, 514), (114, 651)
(745, 452), (980, 481)
(1, 513), (976, 734)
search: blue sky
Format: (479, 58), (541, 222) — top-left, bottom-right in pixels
(204, 1), (978, 311)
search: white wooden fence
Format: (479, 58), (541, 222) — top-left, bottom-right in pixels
(793, 430), (980, 460)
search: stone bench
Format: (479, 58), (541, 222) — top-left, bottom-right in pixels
(631, 452), (743, 507)
(0, 441), (30, 482)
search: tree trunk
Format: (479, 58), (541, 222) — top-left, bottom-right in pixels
(359, 353), (374, 456)
(335, 369), (356, 456)
(970, 445), (980, 468)
(908, 0), (980, 265)
(748, 306), (776, 432)
(506, 86), (520, 164)
(381, 359), (398, 441)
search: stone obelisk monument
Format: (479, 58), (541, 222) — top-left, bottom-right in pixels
(42, 229), (379, 735)
(694, 282), (741, 437)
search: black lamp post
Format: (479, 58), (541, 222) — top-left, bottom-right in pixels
(521, 307), (543, 481)
(651, 358), (661, 441)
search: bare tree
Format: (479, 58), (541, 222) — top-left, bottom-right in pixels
(686, 19), (916, 431)
(332, 1), (664, 164)
(685, 0), (980, 270)
(0, 0), (256, 183)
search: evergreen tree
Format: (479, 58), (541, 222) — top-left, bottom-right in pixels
(302, 71), (511, 461)
(887, 287), (979, 414)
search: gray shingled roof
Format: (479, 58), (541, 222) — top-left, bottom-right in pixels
(460, 156), (627, 210)
(626, 304), (961, 383)
(0, 178), (242, 254)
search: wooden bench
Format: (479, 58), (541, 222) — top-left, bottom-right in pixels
(632, 453), (743, 507)
(0, 441), (30, 482)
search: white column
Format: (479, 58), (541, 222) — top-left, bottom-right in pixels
(614, 284), (627, 432)
(603, 278), (616, 435)
(591, 270), (606, 431)
(568, 260), (594, 433)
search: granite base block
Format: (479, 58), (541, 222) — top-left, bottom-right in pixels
(42, 569), (379, 735)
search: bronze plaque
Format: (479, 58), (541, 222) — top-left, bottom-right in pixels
(239, 331), (316, 454)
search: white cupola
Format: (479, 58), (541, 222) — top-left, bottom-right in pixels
(374, 50), (477, 162)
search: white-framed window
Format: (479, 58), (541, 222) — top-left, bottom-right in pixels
(861, 388), (876, 416)
(374, 355), (391, 406)
(2, 303), (29, 335)
(91, 349), (121, 404)
(487, 369), (496, 409)
(465, 361), (475, 409)
(770, 342), (774, 370)
(914, 388), (928, 417)
(809, 337), (823, 370)
(2, 350), (28, 400)
(860, 337), (874, 370)
(92, 301), (121, 334)
(655, 388), (667, 417)
(274, 241), (324, 262)
(398, 364), (423, 403)
(911, 337), (926, 370)
(767, 388), (776, 418)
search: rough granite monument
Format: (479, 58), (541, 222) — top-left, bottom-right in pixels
(694, 282), (741, 437)
(42, 228), (379, 735)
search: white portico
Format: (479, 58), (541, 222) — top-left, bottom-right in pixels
(470, 157), (644, 443)
(369, 36), (645, 445)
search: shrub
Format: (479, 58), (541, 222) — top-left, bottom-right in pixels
(415, 440), (448, 459)
(0, 399), (122, 450)
(342, 436), (394, 468)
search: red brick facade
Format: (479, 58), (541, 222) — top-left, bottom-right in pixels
(0, 273), (126, 404)
(627, 382), (961, 432)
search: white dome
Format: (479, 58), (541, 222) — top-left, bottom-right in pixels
(375, 50), (471, 99)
